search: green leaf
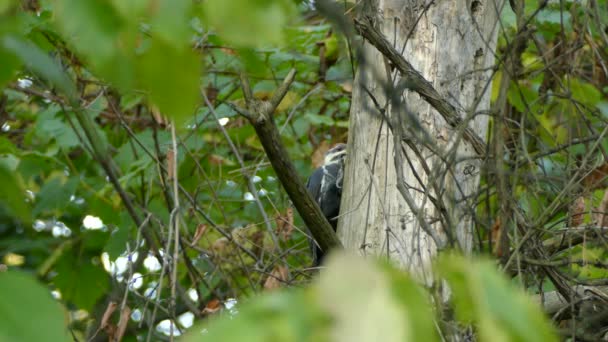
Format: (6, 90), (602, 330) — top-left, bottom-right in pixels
(0, 271), (70, 342)
(137, 38), (201, 123)
(318, 253), (438, 342)
(0, 44), (20, 88)
(0, 0), (13, 14)
(305, 113), (334, 126)
(104, 226), (131, 260)
(570, 79), (601, 106)
(35, 106), (80, 150)
(438, 254), (558, 342)
(183, 289), (330, 342)
(1, 36), (76, 99)
(54, 252), (110, 312)
(151, 0), (192, 44)
(0, 163), (31, 224)
(33, 176), (79, 216)
(203, 0), (295, 47)
(54, 0), (124, 63)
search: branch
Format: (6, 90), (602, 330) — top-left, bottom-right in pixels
(354, 19), (487, 156)
(234, 69), (343, 254)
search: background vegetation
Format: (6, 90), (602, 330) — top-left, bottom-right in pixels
(0, 0), (607, 341)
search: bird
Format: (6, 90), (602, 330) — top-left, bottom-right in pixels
(306, 143), (347, 266)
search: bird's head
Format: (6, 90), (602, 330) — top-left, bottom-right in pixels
(324, 143), (347, 165)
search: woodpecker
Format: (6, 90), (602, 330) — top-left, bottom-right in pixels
(306, 143), (347, 266)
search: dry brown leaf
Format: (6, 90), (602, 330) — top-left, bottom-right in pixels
(114, 306), (131, 342)
(202, 298), (222, 315)
(191, 224), (208, 246)
(490, 217), (503, 257)
(582, 163), (608, 190)
(100, 301), (118, 331)
(205, 83), (219, 105)
(263, 266), (289, 290)
(276, 208), (295, 241)
(208, 154), (233, 166)
(570, 196), (586, 227)
(166, 148), (176, 181)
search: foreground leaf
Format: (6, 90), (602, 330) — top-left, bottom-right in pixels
(0, 271), (70, 342)
(438, 254), (558, 342)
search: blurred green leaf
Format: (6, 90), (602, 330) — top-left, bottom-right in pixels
(54, 0), (124, 62)
(570, 79), (601, 106)
(1, 36), (76, 99)
(0, 163), (30, 223)
(438, 254), (558, 342)
(54, 252), (110, 312)
(33, 176), (78, 216)
(137, 38), (201, 123)
(183, 287), (329, 342)
(319, 253), (438, 342)
(305, 113), (334, 126)
(151, 0), (191, 44)
(203, 0), (295, 47)
(0, 44), (20, 88)
(104, 226), (131, 260)
(0, 271), (70, 342)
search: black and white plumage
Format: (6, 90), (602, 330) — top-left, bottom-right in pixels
(306, 143), (347, 266)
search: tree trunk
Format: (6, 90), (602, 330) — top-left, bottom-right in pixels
(339, 0), (501, 281)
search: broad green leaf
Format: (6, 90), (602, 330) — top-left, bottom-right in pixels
(507, 81), (541, 115)
(150, 0), (192, 44)
(0, 44), (20, 88)
(33, 176), (78, 216)
(137, 38), (201, 123)
(438, 254), (558, 342)
(1, 36), (76, 99)
(183, 289), (330, 342)
(0, 163), (30, 223)
(0, 136), (16, 154)
(0, 0), (13, 14)
(104, 225), (132, 260)
(203, 0), (295, 47)
(570, 79), (601, 106)
(0, 271), (70, 342)
(305, 113), (334, 126)
(319, 253), (438, 342)
(54, 252), (110, 312)
(54, 0), (124, 63)
(35, 106), (80, 150)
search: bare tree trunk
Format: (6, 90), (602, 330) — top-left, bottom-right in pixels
(339, 0), (501, 281)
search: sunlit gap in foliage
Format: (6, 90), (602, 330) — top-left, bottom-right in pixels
(101, 252), (162, 277)
(218, 117), (229, 126)
(154, 300), (238, 337)
(32, 219), (72, 237)
(156, 312), (196, 337)
(82, 215), (104, 230)
(243, 175), (268, 199)
(17, 78), (32, 88)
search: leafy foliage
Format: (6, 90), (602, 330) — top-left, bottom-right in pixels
(0, 0), (605, 340)
(0, 271), (70, 342)
(183, 253), (556, 342)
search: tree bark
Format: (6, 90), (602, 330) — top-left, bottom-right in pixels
(339, 0), (501, 281)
